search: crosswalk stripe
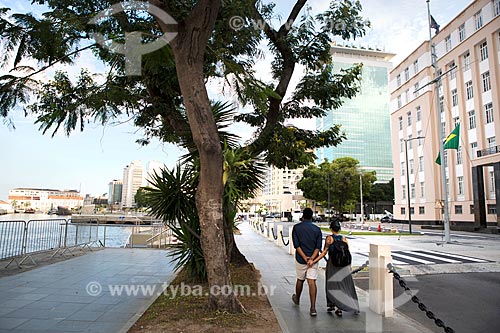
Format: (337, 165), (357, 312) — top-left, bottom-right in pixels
(391, 253), (435, 264)
(418, 250), (490, 263)
(405, 251), (461, 263)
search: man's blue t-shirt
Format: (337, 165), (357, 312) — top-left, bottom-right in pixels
(292, 220), (323, 264)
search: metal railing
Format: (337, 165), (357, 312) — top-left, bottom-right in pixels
(477, 145), (500, 158)
(0, 218), (172, 268)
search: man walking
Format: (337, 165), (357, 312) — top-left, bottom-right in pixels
(291, 207), (323, 316)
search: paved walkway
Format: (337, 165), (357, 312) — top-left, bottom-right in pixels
(235, 222), (433, 333)
(0, 248), (175, 332)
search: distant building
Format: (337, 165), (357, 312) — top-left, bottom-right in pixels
(0, 200), (12, 214)
(389, 0), (500, 227)
(257, 165), (306, 214)
(108, 180), (123, 205)
(121, 160), (144, 208)
(8, 188), (83, 212)
(144, 160), (163, 187)
(316, 45), (395, 183)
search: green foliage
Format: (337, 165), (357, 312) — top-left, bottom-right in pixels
(297, 157), (376, 212)
(366, 178), (394, 203)
(145, 163), (206, 282)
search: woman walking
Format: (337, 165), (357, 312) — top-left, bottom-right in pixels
(310, 219), (359, 316)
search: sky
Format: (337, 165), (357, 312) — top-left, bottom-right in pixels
(0, 0), (472, 200)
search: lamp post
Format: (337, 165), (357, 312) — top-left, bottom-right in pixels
(404, 136), (425, 234)
(327, 172), (331, 220)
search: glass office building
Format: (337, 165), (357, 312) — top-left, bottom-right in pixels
(316, 45), (395, 182)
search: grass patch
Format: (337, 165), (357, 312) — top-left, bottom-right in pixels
(129, 263), (280, 333)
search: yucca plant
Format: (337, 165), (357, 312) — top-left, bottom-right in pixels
(145, 163), (206, 282)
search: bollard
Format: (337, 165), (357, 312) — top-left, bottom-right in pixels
(288, 225), (295, 256)
(369, 243), (393, 317)
(268, 222), (275, 241)
(277, 225), (283, 247)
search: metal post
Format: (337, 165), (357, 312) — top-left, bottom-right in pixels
(327, 172), (331, 220)
(427, 0), (451, 242)
(360, 173), (364, 223)
(405, 139), (412, 234)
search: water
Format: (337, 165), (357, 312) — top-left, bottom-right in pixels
(0, 214), (133, 259)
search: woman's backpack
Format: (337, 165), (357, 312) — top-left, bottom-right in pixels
(328, 236), (352, 267)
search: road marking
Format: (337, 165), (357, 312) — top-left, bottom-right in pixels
(418, 250), (490, 263)
(407, 251), (461, 263)
(391, 253), (435, 265)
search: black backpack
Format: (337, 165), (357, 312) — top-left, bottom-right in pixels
(328, 236), (352, 267)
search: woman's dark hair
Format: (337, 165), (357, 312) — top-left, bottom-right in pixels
(330, 219), (341, 232)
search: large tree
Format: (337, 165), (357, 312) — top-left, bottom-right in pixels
(0, 0), (369, 312)
(297, 157), (376, 213)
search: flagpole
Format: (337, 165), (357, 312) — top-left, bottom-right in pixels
(427, 0), (451, 242)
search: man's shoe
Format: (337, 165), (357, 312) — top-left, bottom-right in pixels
(291, 294), (299, 305)
(310, 309), (317, 316)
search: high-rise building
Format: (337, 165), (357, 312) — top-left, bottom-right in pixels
(121, 160), (143, 208)
(108, 180), (123, 205)
(390, 0), (500, 228)
(316, 45), (395, 183)
(144, 160), (163, 187)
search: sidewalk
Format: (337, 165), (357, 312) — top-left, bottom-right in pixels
(235, 222), (433, 333)
(0, 248), (175, 333)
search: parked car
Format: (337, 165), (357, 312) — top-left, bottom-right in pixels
(380, 215), (393, 223)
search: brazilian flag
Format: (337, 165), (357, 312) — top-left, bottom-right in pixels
(436, 123), (460, 165)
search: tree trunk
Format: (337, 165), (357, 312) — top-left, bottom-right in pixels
(223, 217), (248, 266)
(165, 0), (243, 313)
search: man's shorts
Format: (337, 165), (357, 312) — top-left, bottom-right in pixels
(295, 260), (319, 280)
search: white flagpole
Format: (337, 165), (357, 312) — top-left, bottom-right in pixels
(427, 0), (451, 242)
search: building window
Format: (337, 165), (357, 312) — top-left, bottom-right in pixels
(459, 23), (466, 41)
(470, 205), (474, 214)
(475, 11), (483, 30)
(399, 116), (403, 130)
(419, 156), (424, 172)
(471, 142), (478, 158)
(404, 67), (410, 81)
(441, 122), (446, 139)
(406, 89), (410, 103)
(410, 207), (415, 215)
(400, 139), (405, 153)
(420, 182), (425, 198)
(466, 81), (473, 100)
(453, 116), (460, 128)
(445, 35), (451, 51)
(444, 150), (448, 167)
(485, 103), (494, 124)
(397, 74), (401, 87)
(414, 59), (419, 73)
(482, 71), (491, 92)
(457, 147), (463, 164)
(458, 176), (464, 195)
(401, 207), (406, 214)
(419, 206), (425, 214)
(416, 106), (421, 121)
(411, 183), (416, 199)
(408, 134), (413, 149)
(410, 159), (414, 174)
(455, 205), (463, 214)
(401, 162), (405, 176)
(468, 110), (476, 129)
(479, 41), (488, 61)
(414, 82), (419, 97)
(439, 96), (444, 113)
(489, 171), (495, 193)
(449, 61), (457, 79)
(450, 89), (458, 107)
(495, 0), (500, 17)
(463, 52), (470, 71)
(407, 111), (412, 126)
(487, 205), (497, 214)
(397, 95), (402, 108)
(487, 136), (496, 149)
(402, 186), (406, 200)
(418, 130), (423, 145)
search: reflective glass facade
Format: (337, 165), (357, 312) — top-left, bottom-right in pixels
(316, 47), (394, 182)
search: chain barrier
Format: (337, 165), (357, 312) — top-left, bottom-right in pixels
(387, 263), (455, 333)
(351, 260), (369, 275)
(280, 230), (289, 246)
(271, 227), (278, 240)
(259, 223), (264, 233)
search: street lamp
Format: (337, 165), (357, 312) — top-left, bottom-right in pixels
(404, 136), (425, 234)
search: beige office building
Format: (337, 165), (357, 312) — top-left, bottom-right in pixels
(390, 0), (500, 229)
